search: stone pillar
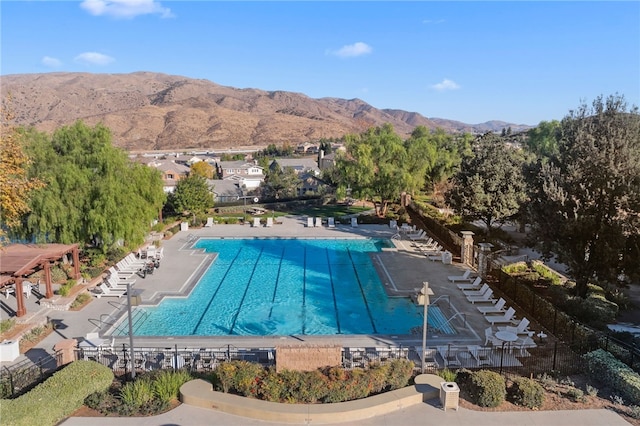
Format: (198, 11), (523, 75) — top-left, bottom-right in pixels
(477, 243), (494, 278)
(460, 231), (475, 266)
(72, 246), (82, 280)
(54, 339), (79, 367)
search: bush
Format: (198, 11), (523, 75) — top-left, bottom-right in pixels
(464, 370), (506, 408)
(150, 369), (193, 402)
(120, 378), (155, 410)
(502, 262), (528, 274)
(565, 387), (585, 402)
(0, 360), (113, 426)
(583, 349), (640, 404)
(0, 318), (15, 334)
(508, 377), (544, 408)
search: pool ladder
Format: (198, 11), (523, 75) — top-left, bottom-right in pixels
(438, 312), (468, 331)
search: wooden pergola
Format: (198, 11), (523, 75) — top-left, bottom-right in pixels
(0, 243), (81, 317)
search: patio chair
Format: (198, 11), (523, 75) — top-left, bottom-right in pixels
(468, 345), (493, 366)
(485, 307), (517, 325)
(266, 217), (273, 227)
(427, 252), (444, 262)
(484, 327), (503, 346)
(420, 243), (443, 254)
(1, 285), (15, 299)
(328, 217), (336, 228)
(22, 281), (32, 299)
(389, 219), (397, 230)
(408, 230), (426, 240)
(108, 266), (136, 281)
(477, 297), (507, 315)
(307, 217), (314, 227)
(351, 217), (358, 227)
(456, 276), (483, 290)
(253, 217), (261, 227)
(204, 217), (214, 227)
(437, 345), (461, 368)
(448, 269), (473, 283)
(467, 288), (496, 304)
(315, 217), (322, 227)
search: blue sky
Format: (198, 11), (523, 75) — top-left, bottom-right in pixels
(2, 1), (639, 125)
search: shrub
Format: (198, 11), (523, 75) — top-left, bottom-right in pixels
(629, 405), (640, 419)
(502, 262), (528, 274)
(150, 369), (193, 402)
(70, 292), (91, 309)
(438, 368), (458, 384)
(0, 318), (15, 334)
(508, 377), (544, 408)
(531, 261), (562, 285)
(585, 384), (599, 397)
(385, 358), (414, 390)
(565, 387), (585, 402)
(232, 361), (264, 397)
(464, 370), (506, 408)
(50, 265), (68, 283)
(119, 378), (155, 410)
(583, 349), (640, 404)
(0, 360), (113, 426)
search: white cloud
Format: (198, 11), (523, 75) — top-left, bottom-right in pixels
(42, 56), (62, 68)
(80, 0), (173, 19)
(74, 52), (115, 66)
(430, 79), (461, 92)
(329, 42), (372, 58)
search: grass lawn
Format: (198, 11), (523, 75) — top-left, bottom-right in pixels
(288, 204), (372, 218)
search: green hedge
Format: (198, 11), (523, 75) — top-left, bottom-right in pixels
(0, 360), (114, 426)
(583, 349), (640, 404)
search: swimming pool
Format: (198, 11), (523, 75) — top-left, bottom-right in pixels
(119, 238), (451, 337)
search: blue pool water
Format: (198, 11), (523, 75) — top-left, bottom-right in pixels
(123, 239), (453, 337)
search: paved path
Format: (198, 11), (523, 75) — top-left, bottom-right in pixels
(60, 399), (630, 426)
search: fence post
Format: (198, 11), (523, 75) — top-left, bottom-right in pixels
(174, 344), (179, 370)
(122, 344), (128, 378)
(552, 341), (558, 371)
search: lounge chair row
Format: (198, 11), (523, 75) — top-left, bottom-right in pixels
(305, 217), (338, 228)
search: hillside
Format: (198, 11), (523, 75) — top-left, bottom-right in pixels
(1, 72), (532, 151)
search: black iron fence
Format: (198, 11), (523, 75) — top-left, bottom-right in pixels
(0, 352), (60, 398)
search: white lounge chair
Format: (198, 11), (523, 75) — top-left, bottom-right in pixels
(315, 217), (322, 227)
(420, 244), (443, 254)
(498, 317), (531, 335)
(389, 219), (398, 230)
(462, 283), (490, 297)
(485, 307), (517, 325)
(456, 277), (483, 291)
(407, 230), (426, 240)
(477, 298), (507, 315)
(448, 269), (473, 283)
(467, 288), (495, 304)
(328, 217), (335, 228)
(93, 284), (126, 298)
(351, 217), (358, 227)
(204, 217), (214, 227)
(307, 217), (314, 227)
(105, 275), (135, 289)
(484, 327), (503, 346)
(266, 217), (273, 227)
(253, 217), (261, 227)
(108, 266), (136, 280)
(427, 252), (444, 262)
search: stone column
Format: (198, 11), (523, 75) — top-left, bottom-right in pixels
(477, 243), (494, 278)
(44, 262), (54, 299)
(460, 231), (475, 266)
(54, 339), (79, 367)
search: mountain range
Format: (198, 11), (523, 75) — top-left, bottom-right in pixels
(1, 72), (533, 151)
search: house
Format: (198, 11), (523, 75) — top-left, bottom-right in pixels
(207, 179), (243, 203)
(269, 158), (321, 176)
(297, 173), (329, 196)
(145, 159), (190, 193)
(318, 151), (337, 171)
(216, 161), (265, 190)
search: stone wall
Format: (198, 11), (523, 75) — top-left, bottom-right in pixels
(275, 344), (342, 372)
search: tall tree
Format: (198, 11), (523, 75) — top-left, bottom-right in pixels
(168, 174), (214, 222)
(21, 121), (165, 250)
(0, 97), (43, 243)
(445, 133), (528, 234)
(526, 120), (561, 159)
(190, 161), (215, 179)
(336, 124), (414, 216)
(529, 95), (640, 297)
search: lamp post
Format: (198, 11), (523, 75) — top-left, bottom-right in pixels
(418, 281), (430, 374)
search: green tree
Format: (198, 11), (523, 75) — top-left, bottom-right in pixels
(445, 133), (528, 234)
(20, 121), (165, 249)
(528, 95), (640, 297)
(260, 166), (300, 200)
(526, 120), (561, 158)
(169, 174), (214, 222)
(336, 124), (416, 216)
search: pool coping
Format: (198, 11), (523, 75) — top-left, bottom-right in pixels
(179, 373), (444, 424)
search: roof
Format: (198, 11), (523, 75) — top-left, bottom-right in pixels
(0, 243), (79, 279)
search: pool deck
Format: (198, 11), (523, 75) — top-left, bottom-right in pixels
(4, 216), (486, 362)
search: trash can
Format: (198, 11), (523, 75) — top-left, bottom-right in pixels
(442, 251), (453, 264)
(439, 381), (459, 411)
(0, 339), (20, 362)
(180, 222), (189, 231)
